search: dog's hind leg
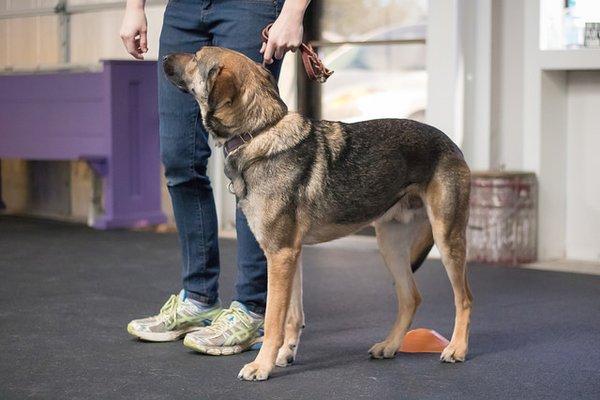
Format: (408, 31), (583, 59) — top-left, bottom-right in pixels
(369, 218), (425, 359)
(276, 258), (304, 367)
(424, 157), (473, 363)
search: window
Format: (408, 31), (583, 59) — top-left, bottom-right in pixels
(317, 0), (428, 122)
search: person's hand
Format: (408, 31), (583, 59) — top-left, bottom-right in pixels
(260, 7), (304, 65)
(119, 4), (148, 60)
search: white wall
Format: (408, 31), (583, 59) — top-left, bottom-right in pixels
(429, 0), (600, 263)
(460, 0), (526, 171)
(461, 0), (492, 170)
(566, 71), (600, 261)
(426, 0), (462, 143)
(490, 0), (524, 169)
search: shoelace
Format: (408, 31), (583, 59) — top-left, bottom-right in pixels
(158, 294), (182, 328)
(206, 307), (252, 334)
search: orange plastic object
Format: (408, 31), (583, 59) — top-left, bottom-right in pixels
(399, 328), (450, 353)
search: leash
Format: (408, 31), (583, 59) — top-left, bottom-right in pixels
(261, 23), (333, 83)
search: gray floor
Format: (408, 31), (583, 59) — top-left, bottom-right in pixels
(1, 216), (599, 400)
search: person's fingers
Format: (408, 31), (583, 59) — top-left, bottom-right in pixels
(139, 29), (148, 53)
(260, 42), (266, 54)
(263, 40), (276, 64)
(274, 45), (285, 60)
(121, 32), (142, 59)
(134, 37), (145, 59)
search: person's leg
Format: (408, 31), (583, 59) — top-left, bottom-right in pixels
(210, 0), (284, 316)
(158, 0), (220, 305)
(128, 0), (228, 343)
(182, 0), (285, 355)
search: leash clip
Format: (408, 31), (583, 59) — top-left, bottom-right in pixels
(227, 181), (235, 194)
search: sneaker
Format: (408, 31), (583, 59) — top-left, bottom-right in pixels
(127, 291), (222, 342)
(183, 301), (264, 355)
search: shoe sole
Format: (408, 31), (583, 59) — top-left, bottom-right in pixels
(183, 335), (263, 356)
(127, 324), (202, 342)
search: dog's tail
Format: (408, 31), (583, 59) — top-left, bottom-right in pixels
(410, 224), (434, 272)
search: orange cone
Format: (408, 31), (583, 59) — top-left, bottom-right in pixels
(399, 328), (450, 353)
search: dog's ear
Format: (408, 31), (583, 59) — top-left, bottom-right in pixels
(207, 67), (238, 111)
(198, 58), (223, 98)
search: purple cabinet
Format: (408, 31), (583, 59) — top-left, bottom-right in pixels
(0, 60), (166, 229)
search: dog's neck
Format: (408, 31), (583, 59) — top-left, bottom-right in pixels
(224, 113), (311, 160)
(222, 113), (312, 199)
(222, 122), (273, 158)
(223, 132), (251, 157)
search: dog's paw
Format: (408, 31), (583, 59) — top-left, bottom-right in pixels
(276, 342), (298, 367)
(440, 343), (467, 363)
(238, 361), (272, 381)
(368, 340), (399, 359)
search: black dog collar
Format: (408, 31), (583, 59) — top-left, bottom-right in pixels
(223, 132), (255, 157)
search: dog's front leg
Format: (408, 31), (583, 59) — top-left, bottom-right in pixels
(276, 259), (304, 367)
(238, 247), (300, 381)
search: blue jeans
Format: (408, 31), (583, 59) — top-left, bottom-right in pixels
(158, 0), (284, 314)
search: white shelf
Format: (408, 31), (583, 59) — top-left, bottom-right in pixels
(538, 49), (600, 70)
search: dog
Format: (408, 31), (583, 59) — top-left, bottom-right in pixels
(163, 47), (473, 381)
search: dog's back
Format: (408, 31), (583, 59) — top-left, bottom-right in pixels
(302, 118), (465, 228)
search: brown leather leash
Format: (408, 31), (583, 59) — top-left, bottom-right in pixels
(261, 23), (333, 83)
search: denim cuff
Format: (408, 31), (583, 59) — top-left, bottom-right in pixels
(242, 301), (265, 316)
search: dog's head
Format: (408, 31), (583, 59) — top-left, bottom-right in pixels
(163, 47), (287, 144)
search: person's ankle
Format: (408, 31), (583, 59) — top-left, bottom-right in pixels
(182, 290), (219, 311)
(239, 303), (264, 320)
(188, 297), (219, 311)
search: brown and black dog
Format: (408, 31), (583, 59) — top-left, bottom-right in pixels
(163, 47), (473, 381)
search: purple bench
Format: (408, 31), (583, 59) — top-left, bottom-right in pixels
(0, 60), (166, 229)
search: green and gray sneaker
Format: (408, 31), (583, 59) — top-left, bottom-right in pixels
(127, 291), (222, 342)
(183, 301), (264, 355)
